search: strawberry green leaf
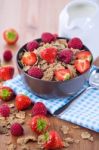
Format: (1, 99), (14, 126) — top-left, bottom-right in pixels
(37, 119), (47, 131)
(0, 89), (10, 100)
(44, 132), (49, 142)
(7, 32), (16, 40)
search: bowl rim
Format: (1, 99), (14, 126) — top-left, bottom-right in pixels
(16, 37), (93, 84)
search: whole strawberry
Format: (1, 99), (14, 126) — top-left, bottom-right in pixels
(41, 32), (55, 43)
(3, 28), (19, 45)
(15, 94), (32, 111)
(0, 66), (14, 81)
(31, 102), (47, 116)
(0, 86), (16, 101)
(30, 115), (50, 135)
(0, 104), (10, 117)
(10, 123), (24, 136)
(38, 130), (64, 149)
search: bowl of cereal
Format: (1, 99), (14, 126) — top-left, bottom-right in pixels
(16, 32), (93, 99)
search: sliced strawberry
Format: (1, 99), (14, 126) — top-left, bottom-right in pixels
(54, 69), (71, 81)
(38, 130), (64, 149)
(0, 66), (14, 81)
(21, 52), (37, 66)
(30, 115), (50, 135)
(0, 86), (15, 101)
(40, 47), (57, 63)
(76, 50), (92, 61)
(74, 59), (90, 73)
(15, 94), (32, 110)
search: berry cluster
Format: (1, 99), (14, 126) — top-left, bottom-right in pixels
(0, 85), (64, 149)
(19, 32), (92, 81)
(0, 28), (19, 81)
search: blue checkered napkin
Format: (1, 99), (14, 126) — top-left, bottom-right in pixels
(4, 75), (85, 114)
(58, 88), (99, 132)
(4, 66), (99, 132)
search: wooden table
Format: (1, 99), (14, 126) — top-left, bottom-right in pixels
(0, 0), (99, 150)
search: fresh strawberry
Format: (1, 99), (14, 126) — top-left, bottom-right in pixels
(3, 28), (19, 45)
(54, 69), (71, 81)
(0, 86), (15, 101)
(30, 115), (50, 135)
(74, 59), (90, 73)
(76, 50), (92, 62)
(21, 52), (37, 66)
(0, 66), (14, 81)
(15, 94), (32, 110)
(40, 47), (57, 63)
(3, 50), (13, 62)
(38, 130), (64, 149)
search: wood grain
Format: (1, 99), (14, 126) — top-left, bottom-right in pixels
(0, 0), (99, 150)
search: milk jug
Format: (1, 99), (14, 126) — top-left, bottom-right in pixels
(59, 0), (99, 59)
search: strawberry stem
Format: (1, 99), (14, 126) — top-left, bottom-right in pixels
(37, 119), (47, 131)
(7, 32), (16, 40)
(1, 89), (10, 100)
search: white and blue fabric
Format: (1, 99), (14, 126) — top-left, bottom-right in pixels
(4, 66), (99, 132)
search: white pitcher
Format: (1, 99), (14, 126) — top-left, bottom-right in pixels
(59, 0), (99, 59)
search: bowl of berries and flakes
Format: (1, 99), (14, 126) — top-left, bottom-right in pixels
(16, 32), (93, 99)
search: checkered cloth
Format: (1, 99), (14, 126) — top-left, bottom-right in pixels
(58, 88), (99, 132)
(4, 66), (99, 132)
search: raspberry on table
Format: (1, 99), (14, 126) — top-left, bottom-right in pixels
(10, 123), (24, 136)
(31, 102), (47, 116)
(3, 50), (13, 62)
(0, 104), (10, 117)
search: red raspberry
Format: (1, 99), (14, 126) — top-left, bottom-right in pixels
(26, 40), (39, 51)
(28, 67), (43, 79)
(31, 102), (47, 116)
(0, 104), (10, 117)
(10, 123), (24, 136)
(68, 37), (83, 49)
(3, 50), (13, 62)
(41, 32), (55, 43)
(58, 49), (73, 64)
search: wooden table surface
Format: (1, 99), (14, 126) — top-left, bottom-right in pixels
(0, 0), (99, 150)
